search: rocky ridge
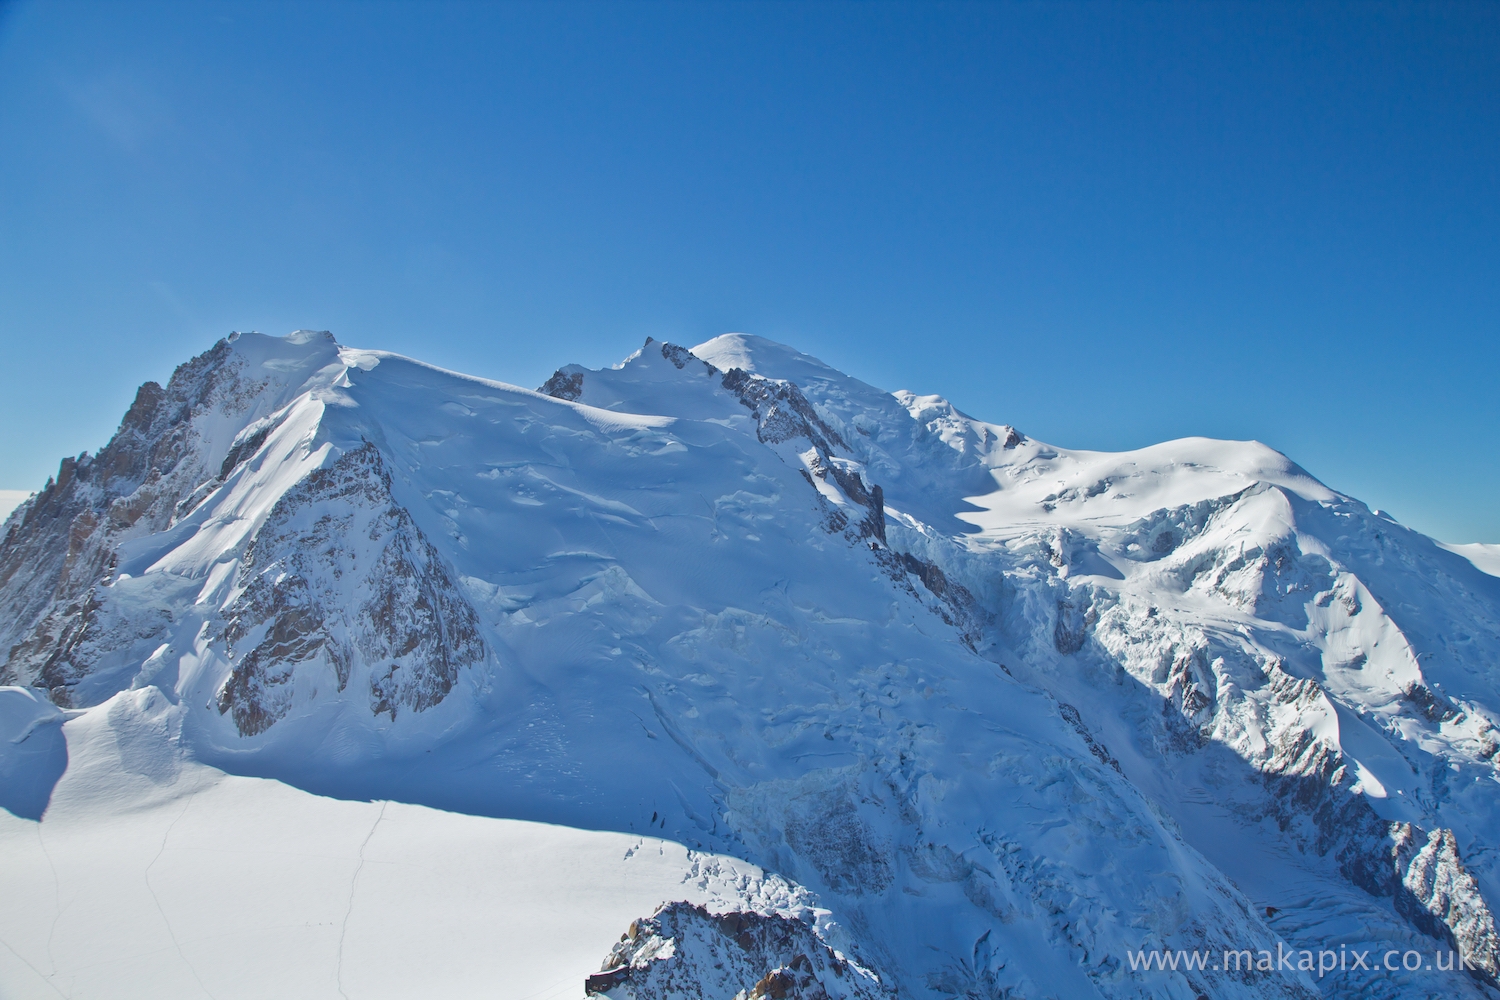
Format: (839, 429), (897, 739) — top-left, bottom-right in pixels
(1, 337), (279, 703)
(586, 902), (893, 1000)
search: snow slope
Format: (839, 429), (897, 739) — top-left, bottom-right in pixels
(1446, 543), (1500, 579)
(0, 686), (812, 1000)
(2, 330), (1498, 999)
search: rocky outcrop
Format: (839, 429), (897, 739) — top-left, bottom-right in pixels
(721, 368), (846, 453)
(716, 363), (991, 649)
(586, 902), (893, 1000)
(717, 367), (892, 548)
(1053, 593), (1097, 654)
(216, 442), (486, 735)
(1259, 724), (1500, 983)
(878, 549), (985, 649)
(0, 338), (263, 704)
(655, 338), (714, 373)
(539, 368), (584, 401)
(910, 471), (1500, 986)
(1091, 585), (1500, 982)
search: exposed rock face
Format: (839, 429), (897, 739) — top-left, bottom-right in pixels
(656, 338), (713, 373)
(7, 330), (1500, 999)
(0, 339), (264, 704)
(1155, 527), (1499, 980)
(1, 332), (489, 738)
(966, 480), (1500, 985)
(539, 368), (585, 401)
(721, 368), (846, 453)
(717, 366), (892, 550)
(1053, 593), (1097, 654)
(216, 442), (485, 736)
(1252, 701), (1500, 981)
(881, 548), (985, 649)
(1391, 826), (1500, 979)
(586, 902), (893, 1000)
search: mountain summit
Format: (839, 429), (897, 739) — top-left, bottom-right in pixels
(2, 331), (1498, 999)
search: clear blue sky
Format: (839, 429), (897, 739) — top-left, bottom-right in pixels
(1, 1), (1496, 541)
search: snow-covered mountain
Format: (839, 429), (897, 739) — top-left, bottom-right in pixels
(2, 330), (1498, 1000)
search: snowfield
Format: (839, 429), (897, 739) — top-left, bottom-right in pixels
(1, 330), (1497, 999)
(0, 687), (809, 1000)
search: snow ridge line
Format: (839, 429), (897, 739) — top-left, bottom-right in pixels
(337, 801), (388, 1000)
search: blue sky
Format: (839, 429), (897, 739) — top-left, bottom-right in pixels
(1, 0), (1495, 541)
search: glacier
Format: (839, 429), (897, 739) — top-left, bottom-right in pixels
(1, 329), (1498, 999)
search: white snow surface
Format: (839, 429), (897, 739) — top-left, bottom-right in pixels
(0, 687), (807, 1000)
(1445, 542), (1500, 579)
(2, 330), (1498, 999)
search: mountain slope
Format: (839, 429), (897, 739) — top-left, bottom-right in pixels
(2, 330), (1497, 999)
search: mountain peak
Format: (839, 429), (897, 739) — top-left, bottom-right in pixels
(691, 333), (841, 384)
(285, 329), (338, 345)
(4, 331), (1500, 997)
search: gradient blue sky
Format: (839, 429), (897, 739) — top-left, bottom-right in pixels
(1, 1), (1496, 541)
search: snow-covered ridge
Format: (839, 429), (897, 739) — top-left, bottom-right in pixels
(1445, 542), (1500, 579)
(2, 330), (1498, 999)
